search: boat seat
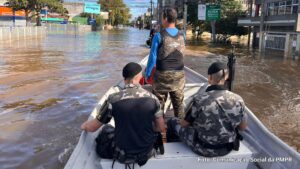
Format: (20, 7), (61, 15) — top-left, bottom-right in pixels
(100, 141), (255, 169)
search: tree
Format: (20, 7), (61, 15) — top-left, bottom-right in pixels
(5, 0), (31, 25)
(7, 0), (66, 26)
(99, 0), (131, 26)
(95, 15), (105, 27)
(187, 0), (248, 42)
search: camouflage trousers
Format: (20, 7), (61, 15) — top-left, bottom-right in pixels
(153, 70), (185, 119)
(96, 125), (155, 164)
(168, 118), (231, 157)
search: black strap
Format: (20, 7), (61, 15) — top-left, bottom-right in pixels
(111, 159), (116, 169)
(196, 129), (243, 151)
(197, 138), (234, 150)
(125, 163), (135, 169)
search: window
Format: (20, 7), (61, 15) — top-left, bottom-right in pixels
(292, 5), (298, 13)
(267, 1), (298, 16)
(293, 0), (299, 4)
(285, 0), (292, 14)
(292, 0), (299, 14)
(278, 1), (286, 15)
(269, 2), (280, 15)
(268, 3), (274, 16)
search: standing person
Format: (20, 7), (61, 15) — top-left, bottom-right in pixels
(81, 62), (165, 166)
(168, 62), (247, 157)
(146, 25), (157, 47)
(145, 8), (186, 119)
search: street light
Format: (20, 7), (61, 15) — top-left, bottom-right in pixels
(108, 10), (112, 25)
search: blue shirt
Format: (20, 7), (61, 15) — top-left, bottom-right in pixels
(145, 28), (185, 78)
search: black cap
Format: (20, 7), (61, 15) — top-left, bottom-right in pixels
(208, 61), (227, 75)
(122, 62), (142, 79)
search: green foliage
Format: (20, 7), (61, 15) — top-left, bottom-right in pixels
(99, 0), (131, 26)
(72, 16), (88, 25)
(95, 15), (105, 26)
(187, 0), (248, 37)
(80, 13), (92, 18)
(77, 13), (105, 26)
(6, 0), (67, 26)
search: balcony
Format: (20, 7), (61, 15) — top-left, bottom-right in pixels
(238, 14), (297, 26)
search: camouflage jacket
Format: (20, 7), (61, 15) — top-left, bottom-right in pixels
(185, 85), (246, 145)
(96, 84), (163, 123)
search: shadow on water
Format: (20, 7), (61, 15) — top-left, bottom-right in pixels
(0, 28), (149, 169)
(185, 38), (300, 152)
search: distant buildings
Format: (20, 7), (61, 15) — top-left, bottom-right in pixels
(0, 0), (6, 6)
(238, 0), (299, 32)
(0, 1), (27, 27)
(238, 0), (300, 57)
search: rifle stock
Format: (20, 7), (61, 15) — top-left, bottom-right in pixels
(226, 50), (237, 91)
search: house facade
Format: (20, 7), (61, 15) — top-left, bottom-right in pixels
(238, 0), (300, 57)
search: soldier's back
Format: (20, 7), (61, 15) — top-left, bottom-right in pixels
(192, 89), (245, 145)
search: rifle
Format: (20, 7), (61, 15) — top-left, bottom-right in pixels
(154, 132), (165, 155)
(226, 45), (237, 91)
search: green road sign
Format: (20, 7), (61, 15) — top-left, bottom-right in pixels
(84, 2), (101, 14)
(206, 4), (221, 21)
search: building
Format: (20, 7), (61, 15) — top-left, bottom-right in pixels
(239, 0), (300, 32)
(63, 2), (85, 18)
(0, 0), (6, 6)
(0, 0), (27, 27)
(238, 0), (300, 57)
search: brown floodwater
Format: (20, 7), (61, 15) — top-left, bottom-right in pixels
(0, 28), (299, 169)
(0, 29), (149, 169)
(184, 39), (300, 153)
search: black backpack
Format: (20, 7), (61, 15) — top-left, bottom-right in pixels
(95, 124), (115, 159)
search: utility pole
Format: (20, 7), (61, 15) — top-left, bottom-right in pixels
(150, 0), (153, 21)
(247, 0), (253, 47)
(158, 0), (162, 26)
(158, 0), (165, 28)
(183, 0), (188, 32)
(259, 0), (265, 52)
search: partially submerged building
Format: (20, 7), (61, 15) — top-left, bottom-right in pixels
(238, 0), (300, 58)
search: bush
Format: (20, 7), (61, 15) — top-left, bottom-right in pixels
(96, 15), (105, 26)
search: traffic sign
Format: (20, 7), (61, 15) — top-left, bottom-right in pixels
(198, 4), (206, 21)
(84, 2), (101, 14)
(206, 4), (221, 21)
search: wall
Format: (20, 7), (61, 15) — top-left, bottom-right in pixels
(0, 26), (46, 43)
(63, 3), (84, 18)
(45, 23), (91, 34)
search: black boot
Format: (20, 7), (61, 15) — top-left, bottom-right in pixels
(166, 118), (181, 142)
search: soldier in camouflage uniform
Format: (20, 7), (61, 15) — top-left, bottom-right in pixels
(81, 62), (165, 166)
(168, 62), (248, 157)
(145, 8), (186, 119)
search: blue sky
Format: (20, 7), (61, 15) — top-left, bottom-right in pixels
(123, 0), (157, 19)
(63, 0), (156, 19)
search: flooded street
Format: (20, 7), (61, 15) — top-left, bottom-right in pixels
(0, 28), (149, 169)
(184, 41), (300, 152)
(0, 28), (299, 169)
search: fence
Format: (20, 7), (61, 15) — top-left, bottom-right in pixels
(265, 33), (286, 51)
(0, 26), (46, 43)
(263, 31), (300, 58)
(45, 23), (91, 35)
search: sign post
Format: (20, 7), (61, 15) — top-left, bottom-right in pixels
(198, 4), (206, 21)
(84, 2), (100, 26)
(84, 2), (101, 14)
(206, 4), (221, 21)
(198, 4), (221, 43)
(207, 5), (221, 43)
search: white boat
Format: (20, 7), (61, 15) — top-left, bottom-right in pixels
(64, 57), (300, 169)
